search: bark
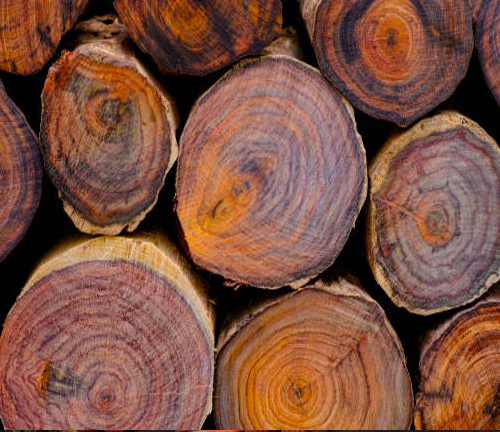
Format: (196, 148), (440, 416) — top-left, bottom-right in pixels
(0, 80), (42, 263)
(414, 284), (500, 429)
(39, 16), (179, 235)
(0, 232), (215, 429)
(0, 0), (91, 75)
(214, 276), (414, 429)
(367, 111), (500, 314)
(299, 0), (473, 126)
(175, 55), (367, 289)
(113, 0), (283, 76)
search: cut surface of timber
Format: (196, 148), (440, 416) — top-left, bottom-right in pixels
(214, 277), (413, 429)
(40, 17), (178, 235)
(0, 234), (214, 429)
(367, 111), (500, 315)
(0, 80), (42, 263)
(414, 285), (500, 429)
(0, 0), (90, 75)
(477, 0), (500, 108)
(175, 55), (367, 289)
(300, 0), (473, 126)
(113, 0), (283, 76)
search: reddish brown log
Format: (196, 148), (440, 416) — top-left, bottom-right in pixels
(175, 55), (367, 288)
(415, 284), (500, 429)
(40, 16), (178, 235)
(0, 233), (214, 429)
(299, 0), (473, 126)
(0, 80), (42, 263)
(214, 276), (414, 429)
(367, 111), (500, 314)
(0, 0), (91, 75)
(113, 0), (283, 76)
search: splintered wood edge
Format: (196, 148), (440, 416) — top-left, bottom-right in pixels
(366, 110), (500, 315)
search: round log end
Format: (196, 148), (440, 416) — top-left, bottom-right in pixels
(0, 81), (42, 263)
(113, 0), (283, 76)
(367, 111), (500, 314)
(0, 234), (214, 429)
(40, 37), (178, 235)
(175, 55), (367, 288)
(301, 0), (473, 126)
(214, 277), (413, 429)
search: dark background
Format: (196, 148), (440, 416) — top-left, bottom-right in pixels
(1, 0), (499, 429)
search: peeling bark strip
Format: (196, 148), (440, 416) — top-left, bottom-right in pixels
(40, 17), (179, 235)
(113, 0), (283, 76)
(175, 55), (367, 289)
(0, 234), (214, 429)
(299, 0), (473, 126)
(0, 0), (91, 75)
(0, 80), (42, 263)
(214, 277), (413, 429)
(477, 0), (500, 108)
(415, 285), (500, 430)
(367, 111), (500, 315)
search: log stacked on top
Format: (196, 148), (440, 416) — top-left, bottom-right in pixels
(40, 16), (179, 235)
(299, 0), (474, 126)
(175, 55), (367, 289)
(0, 233), (214, 429)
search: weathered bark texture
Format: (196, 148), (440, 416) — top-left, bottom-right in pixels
(175, 55), (367, 289)
(0, 0), (91, 75)
(113, 0), (283, 76)
(299, 0), (473, 126)
(367, 111), (500, 315)
(0, 80), (42, 263)
(0, 233), (214, 429)
(214, 276), (414, 429)
(40, 16), (179, 235)
(415, 284), (500, 429)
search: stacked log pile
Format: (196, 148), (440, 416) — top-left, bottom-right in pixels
(1, 0), (500, 429)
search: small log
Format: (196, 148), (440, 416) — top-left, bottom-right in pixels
(0, 232), (214, 429)
(214, 276), (414, 429)
(40, 16), (179, 235)
(175, 55), (367, 289)
(113, 0), (283, 76)
(0, 0), (91, 75)
(414, 284), (500, 429)
(0, 80), (42, 263)
(299, 0), (473, 126)
(477, 0), (500, 107)
(367, 111), (500, 315)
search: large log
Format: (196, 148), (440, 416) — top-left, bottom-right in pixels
(175, 55), (367, 289)
(367, 111), (500, 314)
(113, 0), (283, 76)
(40, 16), (178, 235)
(414, 284), (500, 429)
(299, 0), (473, 126)
(476, 0), (500, 107)
(0, 80), (42, 263)
(0, 233), (214, 429)
(0, 0), (91, 75)
(214, 276), (414, 429)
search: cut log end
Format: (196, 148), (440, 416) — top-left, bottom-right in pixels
(175, 55), (367, 289)
(40, 25), (178, 235)
(0, 234), (214, 429)
(113, 0), (283, 76)
(0, 80), (42, 263)
(300, 0), (473, 126)
(367, 111), (500, 314)
(415, 286), (500, 429)
(0, 0), (91, 75)
(214, 277), (413, 429)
